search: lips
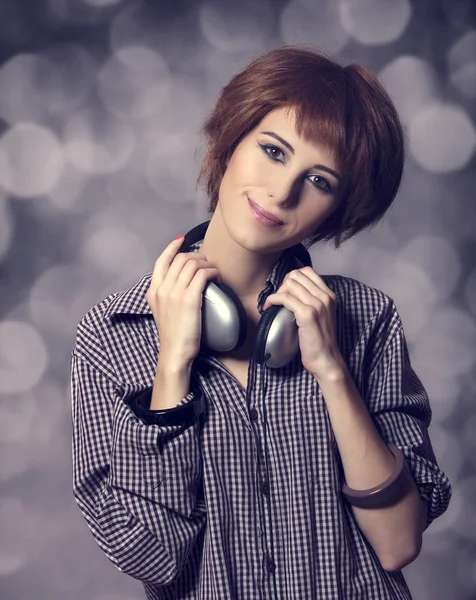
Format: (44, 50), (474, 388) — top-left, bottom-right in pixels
(248, 197), (283, 225)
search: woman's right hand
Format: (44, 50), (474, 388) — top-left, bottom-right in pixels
(146, 235), (221, 370)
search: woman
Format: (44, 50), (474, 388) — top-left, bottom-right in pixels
(71, 46), (451, 599)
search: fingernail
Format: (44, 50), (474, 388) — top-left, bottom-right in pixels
(174, 234), (184, 240)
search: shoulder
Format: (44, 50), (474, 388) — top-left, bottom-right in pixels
(321, 274), (401, 359)
(73, 272), (153, 362)
(322, 273), (396, 321)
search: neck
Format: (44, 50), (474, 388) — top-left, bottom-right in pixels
(199, 205), (283, 304)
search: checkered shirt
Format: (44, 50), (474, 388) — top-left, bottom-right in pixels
(71, 240), (451, 599)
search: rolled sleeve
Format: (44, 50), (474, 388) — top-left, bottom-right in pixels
(71, 346), (206, 585)
(110, 383), (203, 519)
(363, 307), (452, 530)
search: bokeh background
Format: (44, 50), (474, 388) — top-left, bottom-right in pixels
(0, 0), (475, 598)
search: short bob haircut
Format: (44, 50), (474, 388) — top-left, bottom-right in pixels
(196, 45), (404, 250)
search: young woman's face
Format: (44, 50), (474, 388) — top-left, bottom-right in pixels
(217, 106), (342, 254)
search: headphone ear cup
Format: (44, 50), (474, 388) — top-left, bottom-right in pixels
(254, 305), (301, 368)
(200, 281), (248, 352)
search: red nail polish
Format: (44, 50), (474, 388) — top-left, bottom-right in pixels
(174, 234), (184, 240)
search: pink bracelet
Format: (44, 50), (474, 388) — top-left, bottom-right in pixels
(341, 443), (407, 509)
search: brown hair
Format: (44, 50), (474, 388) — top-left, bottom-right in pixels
(195, 45), (404, 250)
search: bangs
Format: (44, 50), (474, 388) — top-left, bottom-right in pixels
(284, 87), (349, 174)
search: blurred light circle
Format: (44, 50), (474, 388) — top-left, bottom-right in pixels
(379, 56), (438, 126)
(28, 265), (106, 336)
(411, 307), (476, 379)
(280, 0), (349, 54)
(0, 194), (13, 262)
(397, 235), (462, 302)
(0, 320), (48, 394)
(64, 109), (135, 175)
(47, 163), (88, 211)
(0, 122), (65, 197)
(199, 0), (272, 53)
(408, 102), (476, 173)
(451, 63), (476, 99)
(81, 226), (149, 275)
(351, 248), (438, 340)
(134, 75), (205, 138)
(448, 30), (476, 99)
(42, 44), (98, 121)
(97, 46), (171, 120)
(0, 47), (96, 127)
(395, 162), (476, 242)
(145, 128), (199, 205)
(0, 380), (65, 483)
(464, 267), (476, 317)
(110, 1), (166, 52)
(0, 53), (61, 125)
(339, 0), (411, 45)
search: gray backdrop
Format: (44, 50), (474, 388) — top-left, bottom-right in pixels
(0, 0), (475, 598)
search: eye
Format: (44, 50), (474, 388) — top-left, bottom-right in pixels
(308, 174), (332, 194)
(259, 143), (285, 163)
(259, 142), (334, 194)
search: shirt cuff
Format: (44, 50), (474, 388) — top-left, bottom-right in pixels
(127, 386), (204, 427)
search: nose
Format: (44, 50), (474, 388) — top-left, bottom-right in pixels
(267, 171), (303, 205)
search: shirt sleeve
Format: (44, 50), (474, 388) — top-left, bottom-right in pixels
(71, 331), (206, 586)
(362, 302), (452, 530)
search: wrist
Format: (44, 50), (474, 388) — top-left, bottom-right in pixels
(313, 356), (348, 385)
(156, 354), (193, 378)
(151, 358), (193, 411)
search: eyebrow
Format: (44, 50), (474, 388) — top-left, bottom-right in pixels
(260, 131), (341, 182)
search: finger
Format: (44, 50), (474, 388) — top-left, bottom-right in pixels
(174, 257), (218, 290)
(188, 266), (221, 299)
(265, 279), (328, 315)
(263, 291), (303, 320)
(281, 270), (336, 304)
(149, 236), (185, 291)
(164, 251), (212, 290)
(150, 238), (207, 292)
(298, 267), (337, 301)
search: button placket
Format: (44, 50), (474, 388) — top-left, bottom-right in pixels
(260, 479), (269, 496)
(249, 407), (258, 421)
(267, 555), (276, 573)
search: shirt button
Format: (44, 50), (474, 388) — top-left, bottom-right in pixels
(267, 556), (276, 573)
(249, 407), (258, 421)
(260, 480), (269, 496)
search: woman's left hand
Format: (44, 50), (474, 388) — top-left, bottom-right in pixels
(262, 267), (345, 381)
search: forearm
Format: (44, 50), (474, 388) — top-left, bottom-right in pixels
(316, 362), (427, 572)
(151, 354), (193, 410)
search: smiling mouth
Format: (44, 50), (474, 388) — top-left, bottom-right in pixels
(247, 196), (284, 225)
